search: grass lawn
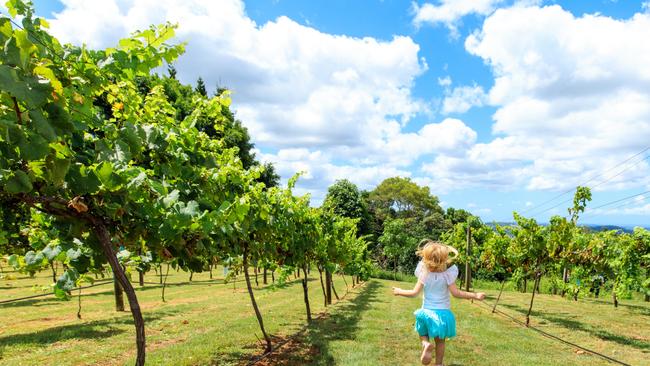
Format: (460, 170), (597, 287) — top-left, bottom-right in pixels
(1, 267), (648, 365)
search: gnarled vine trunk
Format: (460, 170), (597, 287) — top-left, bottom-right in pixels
(243, 242), (272, 353)
(302, 265), (312, 322)
(50, 262), (57, 283)
(95, 221), (146, 366)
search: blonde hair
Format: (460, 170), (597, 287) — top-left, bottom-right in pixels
(416, 239), (459, 273)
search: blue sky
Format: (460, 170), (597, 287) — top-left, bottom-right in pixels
(24, 0), (650, 226)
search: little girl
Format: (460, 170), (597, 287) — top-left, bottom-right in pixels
(393, 240), (485, 366)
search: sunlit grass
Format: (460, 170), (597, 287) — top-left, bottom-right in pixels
(0, 267), (648, 365)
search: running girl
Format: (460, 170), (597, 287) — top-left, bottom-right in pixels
(392, 240), (486, 365)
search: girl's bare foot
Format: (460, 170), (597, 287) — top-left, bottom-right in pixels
(420, 342), (435, 365)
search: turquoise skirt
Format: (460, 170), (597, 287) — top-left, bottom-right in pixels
(414, 308), (456, 339)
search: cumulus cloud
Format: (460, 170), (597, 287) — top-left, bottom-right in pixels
(438, 76), (452, 87)
(43, 0), (480, 202)
(422, 5), (650, 193)
(442, 84), (488, 114)
(256, 148), (413, 203)
(413, 0), (504, 37)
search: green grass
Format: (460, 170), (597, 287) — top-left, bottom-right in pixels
(0, 267), (648, 365)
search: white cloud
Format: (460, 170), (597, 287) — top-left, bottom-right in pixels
(413, 0), (504, 37)
(643, 2), (650, 13)
(44, 0), (480, 201)
(422, 5), (650, 193)
(438, 76), (452, 87)
(256, 149), (412, 204)
(442, 84), (487, 114)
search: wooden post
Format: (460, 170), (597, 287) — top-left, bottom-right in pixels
(492, 281), (506, 313)
(526, 274), (541, 326)
(318, 266), (327, 306)
(465, 223), (472, 292)
(325, 269), (333, 305)
(114, 273), (125, 311)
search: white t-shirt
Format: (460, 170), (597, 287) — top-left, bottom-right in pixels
(414, 261), (459, 310)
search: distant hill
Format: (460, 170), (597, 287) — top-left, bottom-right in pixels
(486, 222), (647, 233)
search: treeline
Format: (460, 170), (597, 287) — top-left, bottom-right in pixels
(328, 176), (649, 310)
(319, 177), (481, 277)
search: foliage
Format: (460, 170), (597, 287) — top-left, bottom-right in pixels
(322, 179), (370, 235)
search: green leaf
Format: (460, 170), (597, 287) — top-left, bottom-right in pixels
(44, 102), (73, 132)
(67, 163), (101, 194)
(0, 18), (12, 41)
(29, 109), (57, 141)
(180, 200), (200, 217)
(14, 29), (37, 68)
(127, 171), (147, 189)
(95, 161), (122, 191)
(6, 0), (31, 17)
(112, 139), (132, 163)
(33, 65), (63, 96)
(7, 254), (20, 268)
(24, 251), (45, 268)
(120, 123), (143, 155)
(5, 169), (32, 193)
(55, 268), (80, 299)
(163, 190), (179, 208)
(42, 245), (62, 261)
(18, 132), (49, 161)
(0, 65), (50, 106)
(117, 249), (131, 262)
(45, 155), (71, 187)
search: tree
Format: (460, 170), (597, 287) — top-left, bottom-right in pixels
(480, 224), (514, 312)
(258, 161), (280, 189)
(323, 179), (370, 235)
(378, 219), (420, 277)
(195, 77), (207, 97)
(167, 65), (177, 79)
(510, 213), (549, 325)
(368, 177), (443, 221)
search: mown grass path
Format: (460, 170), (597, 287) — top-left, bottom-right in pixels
(0, 270), (648, 365)
(263, 279), (647, 366)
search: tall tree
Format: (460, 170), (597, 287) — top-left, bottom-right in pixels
(258, 162), (280, 188)
(195, 77), (207, 97)
(323, 179), (370, 235)
(368, 177), (443, 221)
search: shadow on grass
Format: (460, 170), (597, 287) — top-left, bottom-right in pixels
(214, 281), (382, 366)
(0, 278), (254, 308)
(581, 298), (650, 316)
(500, 303), (650, 351)
(0, 308), (180, 353)
(302, 281), (383, 366)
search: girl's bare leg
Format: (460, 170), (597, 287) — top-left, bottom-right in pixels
(434, 337), (445, 365)
(420, 336), (435, 365)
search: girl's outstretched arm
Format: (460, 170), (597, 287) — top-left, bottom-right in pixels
(392, 282), (423, 297)
(448, 283), (486, 300)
